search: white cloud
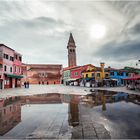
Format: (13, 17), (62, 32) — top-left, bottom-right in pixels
(0, 0), (140, 68)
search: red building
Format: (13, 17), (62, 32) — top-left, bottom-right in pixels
(22, 64), (62, 85)
(70, 64), (94, 79)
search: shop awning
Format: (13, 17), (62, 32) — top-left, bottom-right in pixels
(123, 75), (140, 80)
(84, 77), (94, 81)
(65, 78), (77, 81)
(4, 74), (23, 79)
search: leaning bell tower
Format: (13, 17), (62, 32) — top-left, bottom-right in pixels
(67, 33), (77, 67)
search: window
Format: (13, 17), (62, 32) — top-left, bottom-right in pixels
(10, 56), (14, 61)
(105, 74), (109, 78)
(92, 73), (94, 77)
(19, 56), (22, 61)
(110, 72), (114, 76)
(86, 74), (88, 78)
(97, 73), (100, 77)
(117, 71), (122, 76)
(73, 49), (75, 52)
(0, 64), (2, 68)
(10, 67), (12, 72)
(4, 65), (7, 71)
(4, 109), (6, 114)
(10, 106), (12, 112)
(4, 54), (9, 59)
(19, 67), (20, 73)
(15, 55), (18, 59)
(15, 66), (16, 72)
(0, 51), (3, 58)
(74, 72), (78, 76)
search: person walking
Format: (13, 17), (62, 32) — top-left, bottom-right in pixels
(27, 81), (29, 88)
(24, 81), (27, 88)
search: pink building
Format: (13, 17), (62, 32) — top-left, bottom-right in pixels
(0, 44), (23, 89)
(13, 52), (22, 87)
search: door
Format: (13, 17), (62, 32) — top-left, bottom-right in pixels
(0, 80), (2, 89)
(9, 77), (12, 88)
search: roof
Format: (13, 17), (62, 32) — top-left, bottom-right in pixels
(82, 64), (96, 68)
(63, 66), (80, 71)
(26, 64), (62, 66)
(105, 68), (128, 72)
(0, 44), (15, 51)
(25, 64), (62, 69)
(124, 66), (140, 70)
(123, 75), (140, 80)
(68, 33), (75, 43)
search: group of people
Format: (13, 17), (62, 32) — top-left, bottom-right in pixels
(24, 81), (30, 88)
(126, 81), (140, 90)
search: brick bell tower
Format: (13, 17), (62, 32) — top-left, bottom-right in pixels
(67, 33), (77, 67)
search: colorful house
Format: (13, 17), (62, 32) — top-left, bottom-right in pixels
(63, 67), (72, 85)
(106, 68), (128, 86)
(0, 44), (23, 89)
(124, 66), (140, 75)
(82, 63), (109, 87)
(63, 64), (94, 85)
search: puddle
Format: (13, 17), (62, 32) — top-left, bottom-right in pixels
(0, 91), (140, 139)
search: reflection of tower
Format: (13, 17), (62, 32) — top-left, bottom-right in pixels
(101, 94), (106, 111)
(68, 96), (79, 126)
(67, 33), (77, 67)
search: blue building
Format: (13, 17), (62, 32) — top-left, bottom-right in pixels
(109, 69), (128, 86)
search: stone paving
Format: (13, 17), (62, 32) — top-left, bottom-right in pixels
(0, 85), (139, 99)
(0, 85), (89, 98)
(71, 103), (111, 139)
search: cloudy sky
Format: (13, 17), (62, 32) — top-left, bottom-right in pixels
(0, 0), (140, 68)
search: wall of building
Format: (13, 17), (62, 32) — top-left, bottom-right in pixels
(22, 64), (62, 85)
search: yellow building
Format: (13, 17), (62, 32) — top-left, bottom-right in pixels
(82, 63), (109, 82)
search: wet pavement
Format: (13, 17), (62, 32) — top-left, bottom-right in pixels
(0, 90), (140, 139)
(0, 84), (140, 99)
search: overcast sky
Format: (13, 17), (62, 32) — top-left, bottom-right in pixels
(0, 0), (140, 68)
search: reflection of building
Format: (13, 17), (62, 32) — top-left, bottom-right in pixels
(0, 44), (23, 89)
(21, 93), (62, 104)
(0, 97), (21, 135)
(82, 91), (140, 110)
(22, 64), (62, 84)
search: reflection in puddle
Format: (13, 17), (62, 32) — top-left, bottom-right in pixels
(0, 91), (140, 139)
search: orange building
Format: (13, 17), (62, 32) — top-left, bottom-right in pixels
(22, 64), (62, 85)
